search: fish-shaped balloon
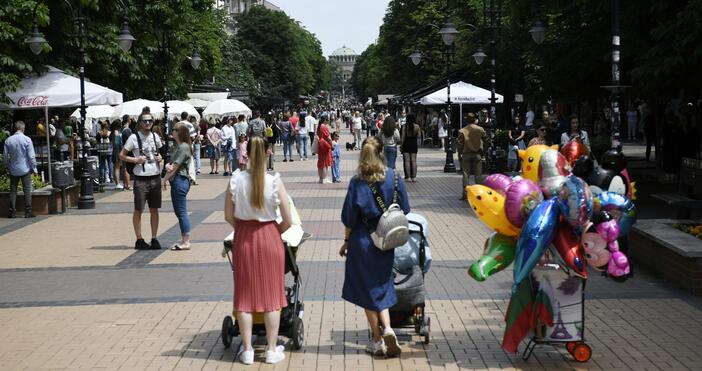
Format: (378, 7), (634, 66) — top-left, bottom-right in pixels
(512, 198), (560, 293)
(467, 185), (521, 237)
(468, 233), (516, 282)
(482, 173), (513, 196)
(518, 144), (558, 183)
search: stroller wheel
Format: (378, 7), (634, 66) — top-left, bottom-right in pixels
(423, 317), (431, 345)
(221, 316), (234, 348)
(572, 343), (592, 362)
(291, 317), (304, 350)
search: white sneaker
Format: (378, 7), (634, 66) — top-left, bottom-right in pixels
(115, 183), (124, 190)
(323, 179), (332, 184)
(237, 345), (254, 365)
(365, 339), (386, 356)
(382, 328), (401, 357)
(265, 345), (285, 364)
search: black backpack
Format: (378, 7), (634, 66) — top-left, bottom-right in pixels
(125, 132), (156, 176)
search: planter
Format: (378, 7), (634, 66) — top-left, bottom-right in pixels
(0, 184), (80, 215)
(630, 219), (702, 296)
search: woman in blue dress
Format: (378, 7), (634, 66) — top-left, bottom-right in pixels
(339, 136), (410, 357)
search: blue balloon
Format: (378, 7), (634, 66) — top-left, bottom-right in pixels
(596, 191), (637, 236)
(512, 198), (560, 293)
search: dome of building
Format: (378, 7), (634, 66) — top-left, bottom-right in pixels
(331, 45), (357, 57)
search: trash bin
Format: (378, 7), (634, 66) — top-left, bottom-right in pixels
(51, 161), (74, 189)
(73, 156), (99, 180)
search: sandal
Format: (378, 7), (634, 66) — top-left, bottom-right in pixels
(171, 244), (191, 251)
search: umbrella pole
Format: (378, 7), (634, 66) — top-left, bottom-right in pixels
(46, 105), (52, 184)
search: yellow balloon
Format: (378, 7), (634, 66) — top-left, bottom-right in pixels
(466, 185), (521, 237)
(518, 144), (559, 182)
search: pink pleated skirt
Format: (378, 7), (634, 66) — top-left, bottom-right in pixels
(232, 220), (287, 312)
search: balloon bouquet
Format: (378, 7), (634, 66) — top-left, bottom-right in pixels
(464, 142), (637, 360)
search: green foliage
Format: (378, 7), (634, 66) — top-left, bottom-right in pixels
(0, 155), (46, 192)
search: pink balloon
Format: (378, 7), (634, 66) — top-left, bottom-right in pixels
(504, 179), (543, 228)
(482, 174), (513, 196)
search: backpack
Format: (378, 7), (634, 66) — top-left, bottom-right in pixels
(125, 132), (156, 176)
(366, 173), (409, 251)
(265, 124), (273, 138)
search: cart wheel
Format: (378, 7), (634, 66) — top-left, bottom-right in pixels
(221, 316), (234, 349)
(566, 341), (577, 354)
(291, 317), (304, 350)
(572, 343), (592, 362)
(423, 317), (431, 345)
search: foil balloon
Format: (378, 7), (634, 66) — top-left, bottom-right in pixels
(467, 185), (521, 237)
(581, 222), (610, 270)
(600, 149), (627, 173)
(504, 178), (543, 228)
(482, 174), (513, 196)
(620, 169), (637, 200)
(594, 212), (630, 279)
(572, 155), (594, 179)
(553, 223), (587, 278)
(560, 140), (589, 167)
(468, 233), (516, 282)
(518, 144), (558, 183)
(596, 191), (637, 237)
(558, 175), (594, 232)
(538, 149), (571, 198)
(587, 166), (628, 196)
(512, 198), (560, 293)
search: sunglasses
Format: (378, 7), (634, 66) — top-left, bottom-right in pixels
(143, 120), (154, 124)
(538, 128), (547, 132)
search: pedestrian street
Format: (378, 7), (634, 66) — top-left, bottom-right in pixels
(1, 134), (702, 371)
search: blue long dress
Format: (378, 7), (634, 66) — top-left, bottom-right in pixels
(341, 168), (411, 311)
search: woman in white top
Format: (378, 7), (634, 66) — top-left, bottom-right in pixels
(224, 136), (293, 365)
(560, 115), (590, 150)
(437, 112), (448, 150)
(379, 116), (401, 170)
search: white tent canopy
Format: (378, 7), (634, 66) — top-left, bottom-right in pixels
(165, 100), (200, 121)
(419, 81), (503, 105)
(185, 98), (210, 109)
(0, 66), (122, 109)
(202, 99), (252, 120)
(110, 99), (164, 121)
(70, 105), (114, 121)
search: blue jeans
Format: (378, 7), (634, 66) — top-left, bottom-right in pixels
(193, 143), (201, 173)
(98, 155), (112, 183)
(332, 157), (341, 181)
(170, 175), (191, 235)
(283, 134), (293, 159)
(298, 134), (309, 158)
(384, 146), (398, 170)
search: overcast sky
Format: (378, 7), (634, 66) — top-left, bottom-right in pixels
(271, 0), (390, 57)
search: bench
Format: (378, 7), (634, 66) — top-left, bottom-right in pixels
(652, 157), (702, 219)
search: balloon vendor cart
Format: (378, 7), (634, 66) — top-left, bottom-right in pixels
(521, 264), (591, 362)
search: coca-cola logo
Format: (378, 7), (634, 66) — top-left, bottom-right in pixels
(17, 96), (49, 107)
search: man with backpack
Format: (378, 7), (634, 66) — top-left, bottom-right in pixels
(248, 110), (266, 138)
(119, 112), (164, 250)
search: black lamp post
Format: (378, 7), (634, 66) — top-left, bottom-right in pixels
(478, 0), (502, 175)
(26, 0), (135, 209)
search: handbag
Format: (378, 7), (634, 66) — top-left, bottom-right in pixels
(365, 173), (409, 251)
(311, 138), (319, 154)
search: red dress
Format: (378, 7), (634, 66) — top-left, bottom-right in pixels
(317, 125), (332, 169)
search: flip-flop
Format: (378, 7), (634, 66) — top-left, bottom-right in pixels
(171, 244), (191, 251)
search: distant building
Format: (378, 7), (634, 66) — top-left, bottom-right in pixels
(215, 0), (281, 16)
(329, 46), (358, 82)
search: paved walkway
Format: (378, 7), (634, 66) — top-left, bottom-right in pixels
(1, 131), (702, 370)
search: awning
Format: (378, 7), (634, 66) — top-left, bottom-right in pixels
(419, 81), (503, 105)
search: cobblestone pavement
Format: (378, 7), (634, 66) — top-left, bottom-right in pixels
(2, 131), (702, 370)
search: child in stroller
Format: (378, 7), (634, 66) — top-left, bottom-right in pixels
(389, 213), (432, 344)
(221, 196), (310, 353)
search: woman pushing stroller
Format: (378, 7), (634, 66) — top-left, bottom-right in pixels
(339, 136), (411, 357)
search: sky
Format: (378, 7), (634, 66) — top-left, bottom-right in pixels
(270, 0), (390, 57)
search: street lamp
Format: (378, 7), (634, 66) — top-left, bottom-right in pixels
(529, 20), (547, 45)
(438, 21), (459, 46)
(26, 0), (135, 210)
(409, 46), (423, 66)
(472, 48), (487, 65)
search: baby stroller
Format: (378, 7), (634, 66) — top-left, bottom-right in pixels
(389, 213), (432, 344)
(220, 197), (309, 351)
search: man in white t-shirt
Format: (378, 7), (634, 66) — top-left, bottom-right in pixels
(220, 117), (236, 176)
(119, 112), (164, 250)
(352, 111), (363, 149)
(525, 108), (535, 128)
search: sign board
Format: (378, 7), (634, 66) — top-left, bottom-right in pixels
(515, 94), (524, 103)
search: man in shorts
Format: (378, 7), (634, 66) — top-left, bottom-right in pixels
(120, 112), (164, 250)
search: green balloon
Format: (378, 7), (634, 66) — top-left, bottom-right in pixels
(468, 233), (516, 282)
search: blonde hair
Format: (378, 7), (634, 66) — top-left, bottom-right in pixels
(248, 136), (267, 210)
(357, 136), (385, 183)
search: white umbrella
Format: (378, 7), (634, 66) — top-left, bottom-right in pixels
(110, 99), (164, 121)
(70, 105), (115, 121)
(419, 81), (504, 105)
(202, 99), (252, 120)
(185, 98), (210, 109)
(166, 100), (200, 121)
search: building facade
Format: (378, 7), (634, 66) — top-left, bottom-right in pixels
(215, 0), (281, 16)
(329, 46), (358, 82)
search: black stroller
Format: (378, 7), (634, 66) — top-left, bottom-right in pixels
(389, 217), (431, 344)
(220, 232), (307, 350)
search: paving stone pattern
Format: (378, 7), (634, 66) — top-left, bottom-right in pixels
(1, 131), (702, 370)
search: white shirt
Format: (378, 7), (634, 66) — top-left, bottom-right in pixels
(305, 116), (317, 134)
(352, 116), (362, 130)
(123, 131), (163, 177)
(525, 110), (535, 127)
(221, 124), (235, 143)
(229, 169), (281, 222)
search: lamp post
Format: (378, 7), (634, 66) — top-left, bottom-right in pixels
(481, 0), (502, 174)
(26, 0), (135, 209)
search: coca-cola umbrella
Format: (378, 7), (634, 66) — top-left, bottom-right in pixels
(110, 99), (165, 121)
(0, 66), (123, 184)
